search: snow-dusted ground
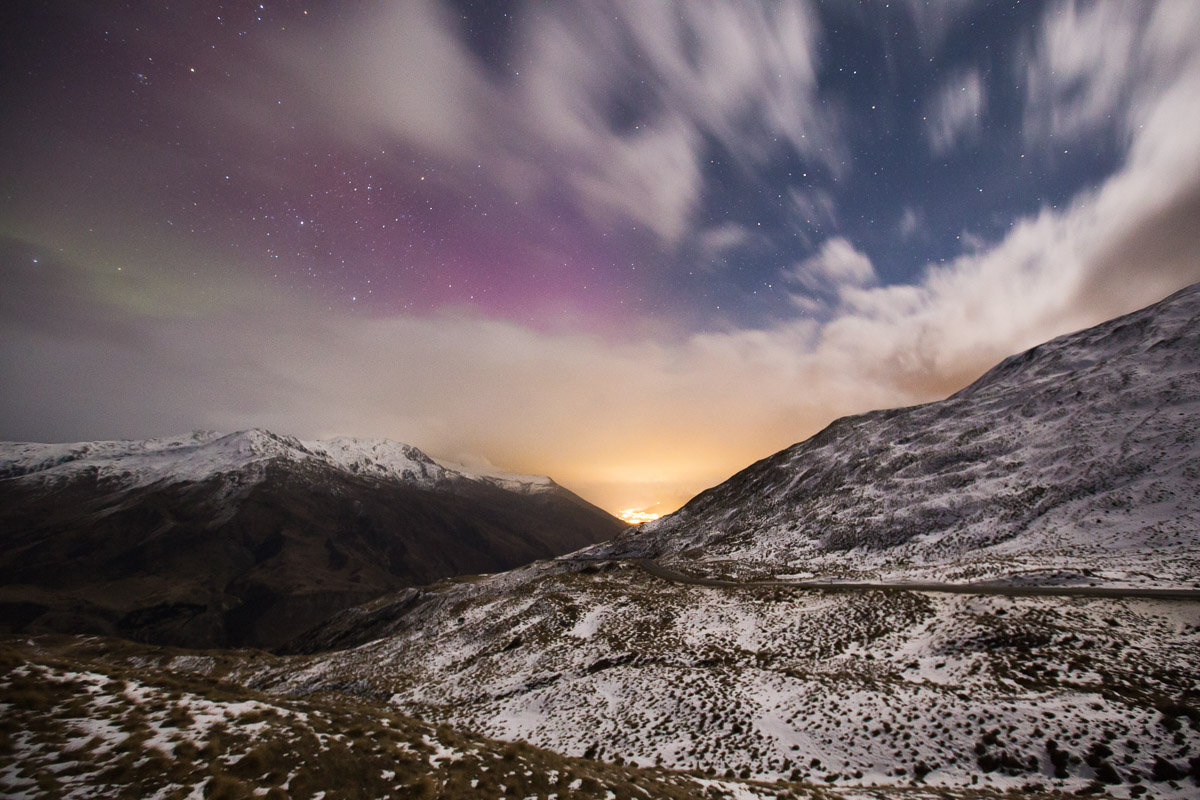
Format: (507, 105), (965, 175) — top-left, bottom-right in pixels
(0, 638), (803, 800)
(248, 559), (1200, 798)
(0, 661), (301, 799)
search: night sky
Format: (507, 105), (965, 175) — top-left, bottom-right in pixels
(3, 1), (1200, 517)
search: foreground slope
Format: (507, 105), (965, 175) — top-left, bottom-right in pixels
(2, 635), (801, 800)
(0, 430), (624, 649)
(607, 282), (1200, 586)
(246, 285), (1200, 798)
(9, 633), (1168, 800)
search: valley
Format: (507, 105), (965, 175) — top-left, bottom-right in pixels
(3, 284), (1199, 798)
(6, 2), (1200, 797)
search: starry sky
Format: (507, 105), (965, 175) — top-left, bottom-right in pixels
(3, 1), (1200, 517)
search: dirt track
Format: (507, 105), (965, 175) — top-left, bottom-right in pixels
(630, 558), (1200, 601)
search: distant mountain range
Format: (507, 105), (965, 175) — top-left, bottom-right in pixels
(0, 429), (624, 648)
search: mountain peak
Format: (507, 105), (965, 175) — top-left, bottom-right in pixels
(953, 281), (1200, 402)
(303, 435), (448, 487)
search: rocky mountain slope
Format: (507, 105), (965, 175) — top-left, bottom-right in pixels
(241, 283), (1200, 798)
(0, 430), (624, 649)
(603, 281), (1200, 587)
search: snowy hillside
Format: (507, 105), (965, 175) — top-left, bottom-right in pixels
(3, 637), (769, 800)
(249, 556), (1200, 799)
(605, 282), (1200, 587)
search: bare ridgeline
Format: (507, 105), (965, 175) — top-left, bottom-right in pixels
(3, 283), (1200, 797)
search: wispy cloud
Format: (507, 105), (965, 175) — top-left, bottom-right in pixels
(788, 237), (876, 296)
(927, 69), (985, 153)
(287, 0), (838, 247)
(698, 223), (753, 257)
(898, 207), (922, 239)
(1022, 0), (1141, 144)
(1022, 0), (1200, 147)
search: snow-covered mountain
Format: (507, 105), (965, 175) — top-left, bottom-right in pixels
(244, 283), (1200, 799)
(0, 429), (624, 649)
(603, 281), (1200, 587)
(0, 428), (555, 496)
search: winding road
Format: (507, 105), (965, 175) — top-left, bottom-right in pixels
(630, 558), (1200, 602)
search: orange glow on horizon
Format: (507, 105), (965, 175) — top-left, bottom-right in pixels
(616, 505), (664, 525)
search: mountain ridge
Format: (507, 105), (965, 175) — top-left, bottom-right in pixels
(600, 281), (1200, 586)
(0, 428), (559, 495)
(0, 428), (624, 649)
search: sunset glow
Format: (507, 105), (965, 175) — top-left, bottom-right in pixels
(616, 508), (663, 526)
(3, 2), (1200, 522)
